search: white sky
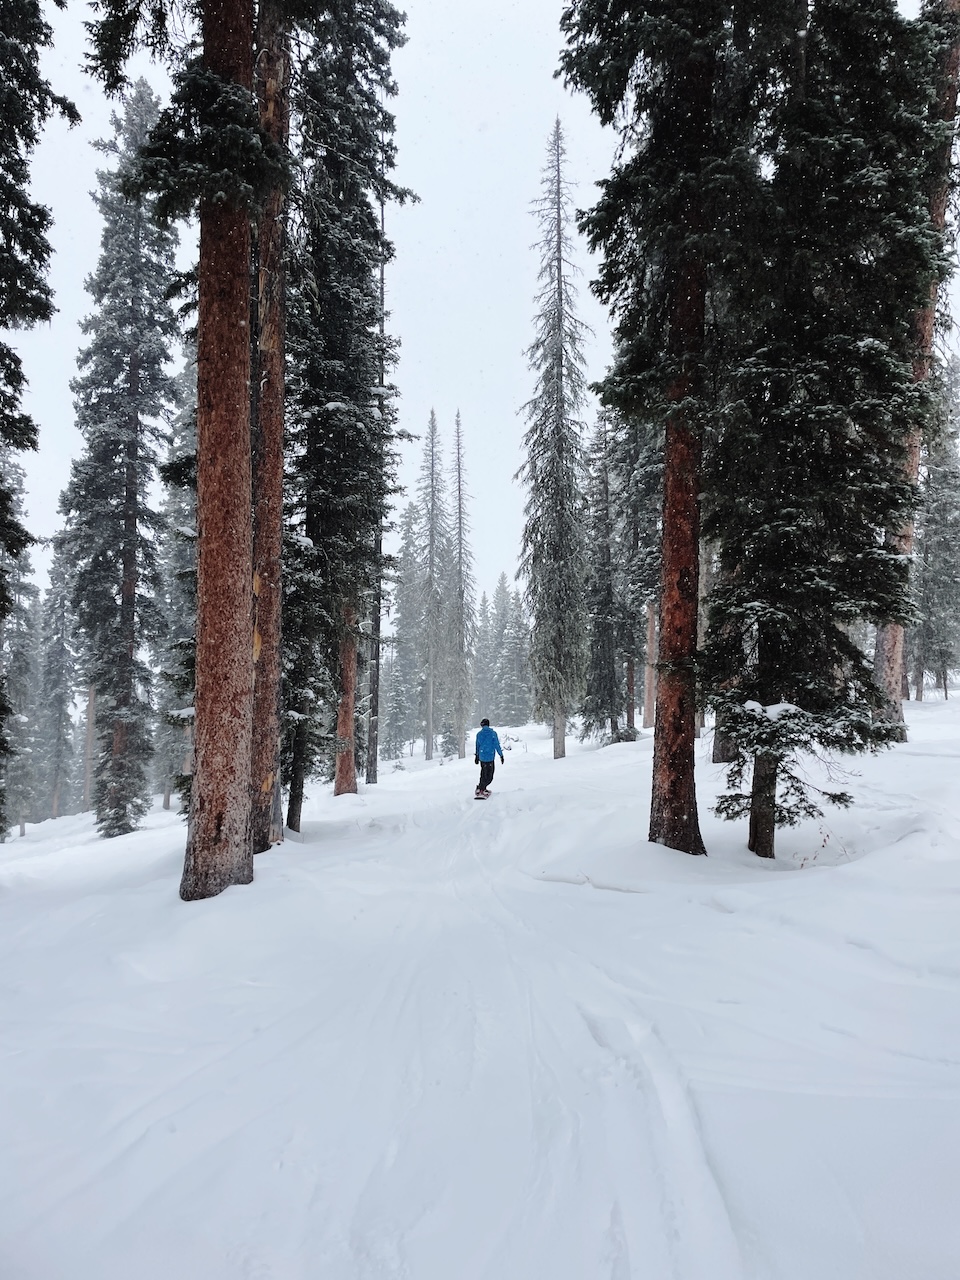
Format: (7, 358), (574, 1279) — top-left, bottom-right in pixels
(10, 0), (935, 601)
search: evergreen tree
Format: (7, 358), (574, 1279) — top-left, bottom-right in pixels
(873, 0), (960, 726)
(448, 411), (476, 756)
(380, 504), (423, 758)
(0, 0), (76, 807)
(473, 592), (494, 723)
(494, 590), (533, 726)
(516, 118), (589, 759)
(484, 573), (513, 721)
(414, 410), (454, 760)
(154, 354), (198, 810)
(561, 1), (759, 853)
(57, 81), (179, 838)
(581, 412), (624, 741)
(35, 543), (78, 822)
(0, 458), (40, 837)
(911, 362), (960, 698)
(608, 405), (662, 733)
(282, 0), (407, 817)
(701, 1), (945, 857)
(90, 0), (281, 896)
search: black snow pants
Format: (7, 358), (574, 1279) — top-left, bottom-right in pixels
(478, 759), (495, 791)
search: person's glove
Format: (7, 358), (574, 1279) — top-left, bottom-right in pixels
(499, 754), (504, 764)
(474, 755), (479, 765)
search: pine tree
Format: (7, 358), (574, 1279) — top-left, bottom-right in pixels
(608, 405), (662, 733)
(701, 1), (945, 857)
(415, 411), (454, 760)
(448, 411), (476, 756)
(494, 590), (533, 727)
(483, 574), (513, 721)
(473, 592), (494, 723)
(57, 81), (178, 838)
(35, 543), (78, 822)
(383, 504), (423, 756)
(0, 0), (76, 809)
(249, 0), (291, 853)
(581, 413), (623, 741)
(0, 458), (40, 838)
(282, 0), (407, 812)
(154, 354), (197, 810)
(90, 0), (279, 894)
(911, 362), (960, 697)
(516, 118), (589, 760)
(561, 1), (759, 853)
(873, 0), (960, 728)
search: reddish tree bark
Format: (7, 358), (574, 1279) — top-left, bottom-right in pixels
(250, 0), (288, 854)
(874, 0), (960, 734)
(642, 602), (657, 729)
(648, 41), (711, 857)
(334, 605), (359, 795)
(181, 0), (255, 900)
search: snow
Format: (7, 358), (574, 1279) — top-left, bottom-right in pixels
(2, 703), (960, 1279)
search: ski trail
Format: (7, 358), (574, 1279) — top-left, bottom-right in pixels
(579, 1010), (744, 1280)
(443, 790), (747, 1278)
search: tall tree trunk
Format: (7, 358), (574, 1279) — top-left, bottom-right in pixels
(748, 752), (778, 859)
(335, 604), (359, 795)
(648, 34), (711, 857)
(285, 712), (308, 833)
(914, 649), (925, 701)
(626, 658), (636, 731)
(83, 685), (96, 811)
(553, 707), (566, 759)
(366, 578), (381, 778)
(250, 0), (288, 854)
(874, 0), (960, 735)
(109, 351), (139, 818)
(181, 0), (256, 900)
(642, 601), (657, 728)
(366, 179), (389, 786)
(366, 547), (382, 783)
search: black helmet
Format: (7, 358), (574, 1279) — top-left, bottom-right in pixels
(480, 717), (490, 727)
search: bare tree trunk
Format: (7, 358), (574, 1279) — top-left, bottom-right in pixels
(181, 0), (255, 901)
(250, 0), (288, 855)
(942, 666), (950, 700)
(748, 752), (778, 859)
(335, 604), (359, 795)
(163, 780), (172, 811)
(366, 553), (382, 783)
(642, 602), (657, 729)
(285, 712), (308, 833)
(553, 707), (566, 759)
(83, 685), (96, 811)
(874, 1), (960, 735)
(626, 658), (636, 731)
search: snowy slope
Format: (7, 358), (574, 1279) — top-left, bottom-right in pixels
(2, 705), (959, 1280)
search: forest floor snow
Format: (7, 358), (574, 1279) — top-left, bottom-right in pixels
(2, 703), (960, 1279)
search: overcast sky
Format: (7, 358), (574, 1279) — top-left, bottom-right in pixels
(12, 0), (933, 602)
(15, 0), (614, 602)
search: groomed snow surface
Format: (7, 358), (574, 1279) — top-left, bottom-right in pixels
(3, 704), (960, 1280)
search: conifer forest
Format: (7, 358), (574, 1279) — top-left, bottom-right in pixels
(7, 3), (960, 1274)
(4, 0), (960, 879)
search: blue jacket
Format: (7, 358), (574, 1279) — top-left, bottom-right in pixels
(475, 725), (504, 762)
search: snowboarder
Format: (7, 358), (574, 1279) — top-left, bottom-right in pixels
(474, 718), (504, 798)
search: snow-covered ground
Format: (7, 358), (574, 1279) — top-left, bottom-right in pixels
(2, 704), (959, 1280)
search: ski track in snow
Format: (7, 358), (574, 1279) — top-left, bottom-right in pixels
(2, 706), (960, 1277)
